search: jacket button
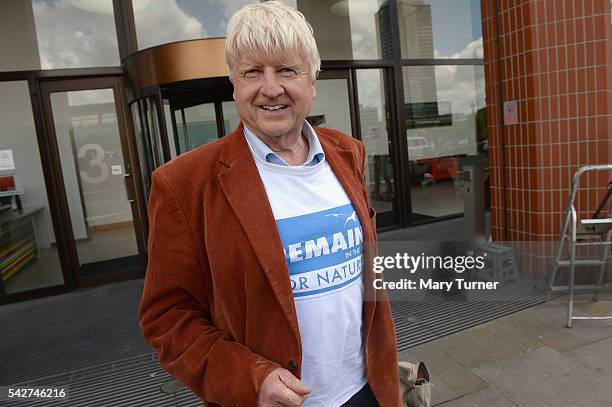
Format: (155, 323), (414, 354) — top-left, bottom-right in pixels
(288, 360), (297, 371)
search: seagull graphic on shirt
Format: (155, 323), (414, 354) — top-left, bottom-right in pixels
(344, 211), (358, 227)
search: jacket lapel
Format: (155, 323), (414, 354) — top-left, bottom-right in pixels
(217, 125), (301, 343)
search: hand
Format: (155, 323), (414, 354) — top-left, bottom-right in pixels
(258, 367), (311, 406)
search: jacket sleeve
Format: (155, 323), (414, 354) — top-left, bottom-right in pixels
(138, 170), (279, 406)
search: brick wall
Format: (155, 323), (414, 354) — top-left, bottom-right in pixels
(482, 0), (612, 244)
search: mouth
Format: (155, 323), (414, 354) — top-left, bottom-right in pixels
(258, 104), (289, 112)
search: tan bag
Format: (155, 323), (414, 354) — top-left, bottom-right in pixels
(398, 361), (432, 407)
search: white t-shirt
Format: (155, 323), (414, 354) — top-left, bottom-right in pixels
(245, 131), (367, 406)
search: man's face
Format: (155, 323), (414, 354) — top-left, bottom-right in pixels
(230, 53), (316, 140)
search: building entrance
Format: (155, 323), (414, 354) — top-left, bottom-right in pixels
(129, 69), (400, 228)
(40, 77), (146, 283)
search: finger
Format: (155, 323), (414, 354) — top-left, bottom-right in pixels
(275, 385), (308, 407)
(278, 371), (311, 396)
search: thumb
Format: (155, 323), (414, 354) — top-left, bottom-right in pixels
(278, 370), (311, 396)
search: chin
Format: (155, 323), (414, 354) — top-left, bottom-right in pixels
(259, 124), (297, 138)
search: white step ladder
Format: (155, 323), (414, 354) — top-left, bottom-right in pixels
(548, 165), (612, 328)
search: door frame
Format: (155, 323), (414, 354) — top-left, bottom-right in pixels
(38, 76), (147, 287)
(317, 69), (359, 139)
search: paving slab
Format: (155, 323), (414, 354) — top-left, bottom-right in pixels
(496, 300), (612, 352)
(399, 343), (488, 406)
(428, 320), (538, 369)
(473, 346), (612, 407)
(565, 336), (612, 378)
(436, 388), (519, 407)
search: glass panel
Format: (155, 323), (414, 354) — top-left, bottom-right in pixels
(356, 69), (396, 217)
(0, 81), (64, 295)
(163, 100), (178, 159)
(403, 65), (487, 218)
(0, 1), (120, 72)
(132, 0), (258, 50)
(310, 78), (352, 135)
(182, 103), (219, 150)
(144, 97), (165, 167)
(297, 0), (391, 60)
(131, 101), (153, 202)
(221, 102), (241, 136)
(50, 89), (139, 275)
(174, 109), (188, 153)
(397, 0), (483, 59)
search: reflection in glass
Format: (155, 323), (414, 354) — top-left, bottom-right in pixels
(174, 103), (219, 153)
(310, 78), (352, 135)
(403, 65), (487, 218)
(0, 81), (64, 295)
(0, 1), (120, 71)
(297, 0), (390, 60)
(221, 102), (241, 136)
(50, 89), (139, 274)
(144, 97), (165, 167)
(131, 101), (152, 202)
(163, 100), (179, 159)
(132, 0), (257, 50)
(397, 0), (482, 59)
(356, 69), (395, 217)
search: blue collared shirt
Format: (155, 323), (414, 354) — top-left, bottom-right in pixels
(243, 121), (325, 166)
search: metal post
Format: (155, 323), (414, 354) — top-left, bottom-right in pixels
(463, 164), (485, 243)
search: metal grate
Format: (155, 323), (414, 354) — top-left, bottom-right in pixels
(0, 279), (151, 386)
(5, 354), (202, 407)
(390, 279), (545, 352)
(1, 321), (153, 385)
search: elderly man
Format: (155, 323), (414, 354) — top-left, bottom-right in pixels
(139, 2), (400, 406)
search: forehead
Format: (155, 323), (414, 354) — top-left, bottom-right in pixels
(235, 51), (304, 68)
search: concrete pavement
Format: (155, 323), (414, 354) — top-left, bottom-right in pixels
(398, 296), (612, 406)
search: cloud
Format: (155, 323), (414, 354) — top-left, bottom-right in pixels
(433, 64), (485, 114)
(434, 36), (483, 59)
(32, 0), (220, 71)
(210, 0), (259, 19)
(32, 0), (120, 69)
(348, 1), (387, 59)
(133, 0), (206, 50)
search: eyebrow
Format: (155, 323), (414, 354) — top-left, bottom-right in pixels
(237, 61), (303, 71)
(237, 64), (259, 72)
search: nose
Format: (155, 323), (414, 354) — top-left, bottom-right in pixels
(260, 69), (284, 98)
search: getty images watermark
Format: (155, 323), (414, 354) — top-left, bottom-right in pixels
(372, 252), (501, 292)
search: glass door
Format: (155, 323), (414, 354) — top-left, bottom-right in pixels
(311, 70), (356, 136)
(40, 77), (146, 281)
(314, 69), (398, 228)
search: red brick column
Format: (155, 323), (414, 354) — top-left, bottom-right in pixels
(482, 0), (611, 243)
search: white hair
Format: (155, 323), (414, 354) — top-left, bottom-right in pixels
(225, 1), (321, 78)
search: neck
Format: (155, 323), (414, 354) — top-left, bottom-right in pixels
(257, 127), (310, 166)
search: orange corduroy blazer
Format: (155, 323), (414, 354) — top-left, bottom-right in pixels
(138, 124), (401, 406)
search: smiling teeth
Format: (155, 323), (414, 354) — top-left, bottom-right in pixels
(261, 105), (287, 110)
